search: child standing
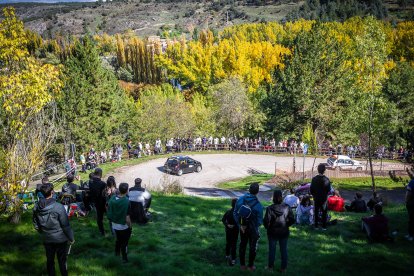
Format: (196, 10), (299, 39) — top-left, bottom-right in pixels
(221, 198), (239, 266)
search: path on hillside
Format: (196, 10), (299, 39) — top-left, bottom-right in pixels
(111, 153), (406, 203)
(111, 154), (326, 190)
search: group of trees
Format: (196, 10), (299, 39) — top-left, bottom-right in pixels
(1, 6), (414, 221)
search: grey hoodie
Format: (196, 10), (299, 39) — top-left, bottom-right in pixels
(33, 198), (74, 244)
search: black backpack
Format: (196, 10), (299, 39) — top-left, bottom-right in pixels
(267, 206), (288, 236)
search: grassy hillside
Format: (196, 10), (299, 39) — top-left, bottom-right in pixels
(2, 0), (413, 39)
(1, 194), (413, 275)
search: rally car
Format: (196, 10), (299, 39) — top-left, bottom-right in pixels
(164, 156), (202, 176)
(326, 155), (364, 171)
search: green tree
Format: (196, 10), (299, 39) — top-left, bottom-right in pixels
(59, 36), (134, 154)
(383, 62), (414, 148)
(264, 23), (356, 141)
(135, 84), (195, 142)
(0, 8), (62, 223)
(209, 78), (256, 136)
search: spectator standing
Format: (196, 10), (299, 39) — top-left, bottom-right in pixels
(89, 168), (107, 236)
(310, 164), (332, 230)
(222, 198), (239, 266)
(117, 145), (123, 161)
(33, 183), (74, 276)
(264, 190), (294, 273)
(234, 183), (263, 271)
(107, 183), (132, 263)
(155, 138), (162, 154)
(405, 178), (414, 241)
(80, 153), (86, 172)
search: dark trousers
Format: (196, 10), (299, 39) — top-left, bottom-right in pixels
(268, 235), (288, 270)
(314, 202), (327, 228)
(115, 228), (132, 261)
(44, 242), (68, 276)
(225, 228), (239, 260)
(239, 228), (260, 267)
(408, 204), (414, 236)
(96, 205), (105, 235)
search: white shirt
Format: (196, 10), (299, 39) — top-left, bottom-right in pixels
(283, 194), (300, 208)
(112, 222), (129, 231)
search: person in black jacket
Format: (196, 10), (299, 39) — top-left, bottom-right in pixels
(345, 192), (367, 212)
(264, 190), (294, 272)
(310, 164), (332, 230)
(222, 198), (239, 266)
(33, 183), (74, 276)
(89, 168), (107, 235)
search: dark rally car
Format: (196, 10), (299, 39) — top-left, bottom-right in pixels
(164, 156), (202, 176)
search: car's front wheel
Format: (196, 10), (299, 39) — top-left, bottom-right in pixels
(177, 169), (183, 176)
(196, 166), (202, 173)
(356, 167), (362, 171)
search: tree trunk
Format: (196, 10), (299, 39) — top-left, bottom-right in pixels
(368, 97), (376, 193)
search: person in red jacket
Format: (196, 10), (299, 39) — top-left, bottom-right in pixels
(328, 190), (345, 212)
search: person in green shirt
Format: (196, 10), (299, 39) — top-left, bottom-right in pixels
(107, 182), (132, 263)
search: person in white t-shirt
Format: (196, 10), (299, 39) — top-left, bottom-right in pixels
(283, 189), (300, 209)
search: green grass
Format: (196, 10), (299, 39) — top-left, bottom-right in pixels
(330, 177), (409, 191)
(217, 174), (274, 190)
(2, 195), (413, 275)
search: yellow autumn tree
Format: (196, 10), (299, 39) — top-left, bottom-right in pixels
(0, 7), (62, 223)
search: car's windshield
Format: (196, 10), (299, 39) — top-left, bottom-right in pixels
(167, 159), (178, 166)
(327, 157), (336, 165)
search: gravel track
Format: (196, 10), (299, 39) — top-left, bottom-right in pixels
(111, 154), (326, 190)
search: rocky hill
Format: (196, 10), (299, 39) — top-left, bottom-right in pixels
(1, 0), (413, 38)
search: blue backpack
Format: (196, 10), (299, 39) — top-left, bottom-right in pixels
(238, 198), (259, 225)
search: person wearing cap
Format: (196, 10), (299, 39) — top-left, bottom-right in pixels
(310, 164), (332, 230)
(264, 190), (294, 272)
(233, 182), (263, 271)
(89, 168), (107, 235)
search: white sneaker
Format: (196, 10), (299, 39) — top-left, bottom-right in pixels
(406, 235), (414, 241)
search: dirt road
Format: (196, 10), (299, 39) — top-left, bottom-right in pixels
(111, 154), (326, 190)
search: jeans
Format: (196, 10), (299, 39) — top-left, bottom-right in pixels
(44, 242), (68, 276)
(314, 202), (327, 228)
(267, 235), (288, 270)
(225, 228), (239, 260)
(96, 204), (105, 235)
(115, 228), (132, 261)
(239, 227), (260, 267)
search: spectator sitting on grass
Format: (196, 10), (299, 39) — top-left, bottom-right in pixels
(296, 196), (314, 225)
(283, 188), (300, 208)
(362, 204), (391, 242)
(327, 190), (345, 212)
(367, 192), (383, 211)
(345, 192), (367, 213)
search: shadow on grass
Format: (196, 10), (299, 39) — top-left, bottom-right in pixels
(1, 196), (414, 275)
